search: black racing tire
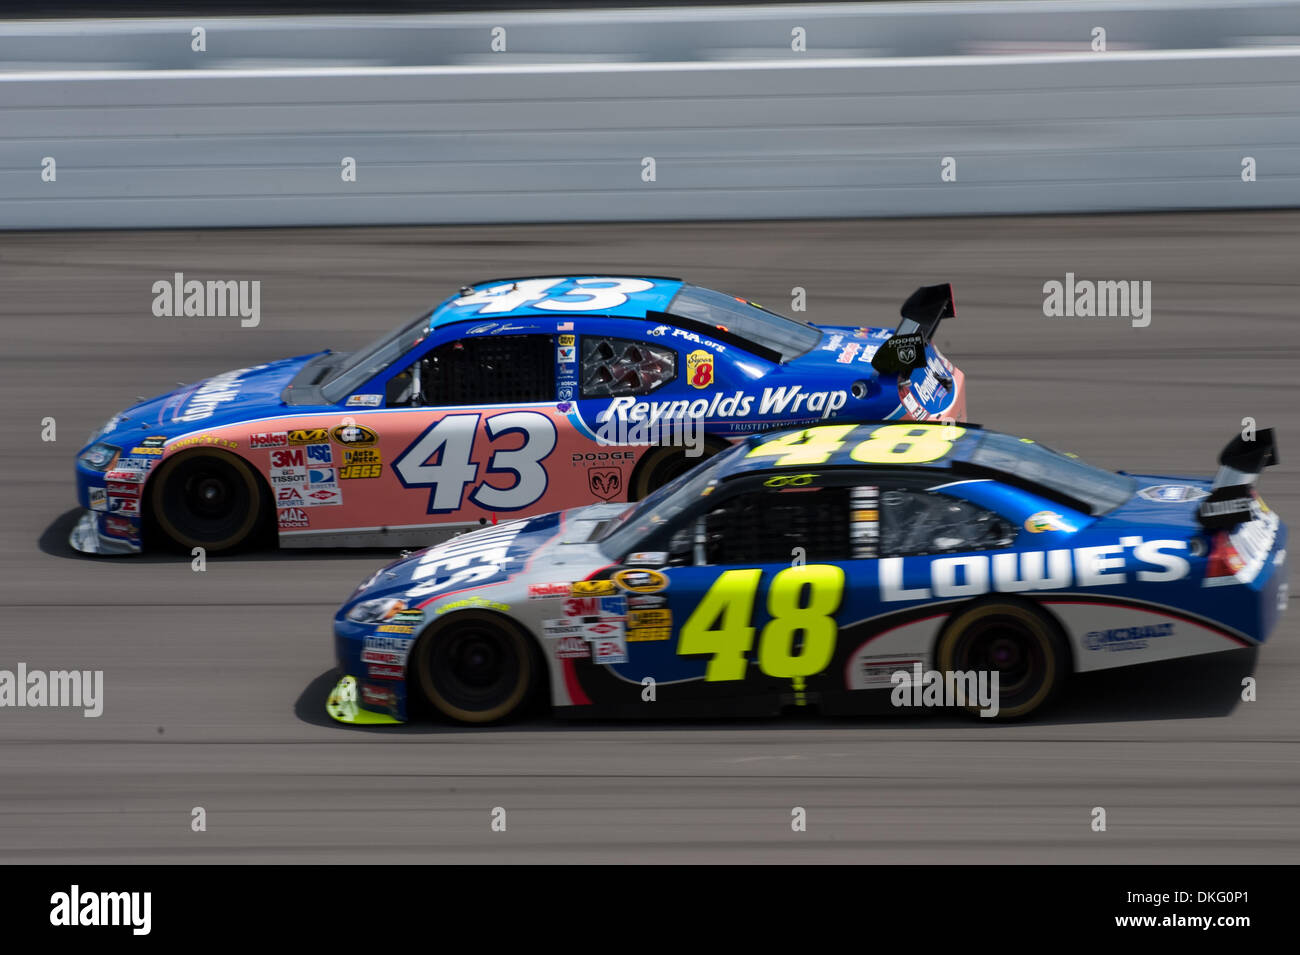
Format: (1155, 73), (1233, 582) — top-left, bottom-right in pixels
(148, 450), (266, 553)
(630, 441), (723, 501)
(413, 612), (542, 724)
(934, 599), (1069, 721)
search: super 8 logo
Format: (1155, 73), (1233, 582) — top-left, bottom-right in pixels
(686, 350), (714, 389)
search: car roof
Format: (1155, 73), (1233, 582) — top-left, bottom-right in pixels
(720, 422), (985, 478)
(430, 276), (685, 325)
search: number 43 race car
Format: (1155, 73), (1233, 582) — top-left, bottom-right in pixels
(329, 421), (1286, 725)
(71, 277), (965, 555)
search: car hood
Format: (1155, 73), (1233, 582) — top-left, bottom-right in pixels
(342, 503), (626, 609)
(88, 352), (325, 447)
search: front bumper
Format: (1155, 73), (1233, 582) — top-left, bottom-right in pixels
(326, 675), (404, 725)
(69, 509), (141, 555)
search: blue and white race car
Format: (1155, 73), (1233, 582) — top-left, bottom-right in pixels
(72, 276), (964, 555)
(329, 421), (1285, 724)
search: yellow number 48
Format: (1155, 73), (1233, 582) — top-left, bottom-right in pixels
(678, 565), (845, 682)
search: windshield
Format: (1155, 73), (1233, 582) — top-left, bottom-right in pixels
(667, 285), (822, 361)
(321, 310), (433, 404)
(970, 433), (1136, 515)
(598, 442), (746, 559)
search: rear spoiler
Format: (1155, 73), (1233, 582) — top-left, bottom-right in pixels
(1198, 429), (1279, 529)
(871, 283), (955, 376)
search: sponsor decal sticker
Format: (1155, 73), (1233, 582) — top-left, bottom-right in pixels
(289, 428), (330, 445)
(588, 467), (622, 501)
(165, 435), (238, 453)
(270, 448), (305, 468)
(553, 636), (591, 659)
(1024, 510), (1071, 533)
(331, 424), (378, 448)
(88, 488), (107, 511)
(361, 684), (397, 707)
(1085, 623), (1175, 651)
(346, 394), (383, 407)
(571, 579), (618, 597)
(365, 635), (413, 652)
(592, 637), (628, 665)
(528, 582), (571, 598)
(1138, 484), (1208, 503)
(269, 467), (307, 487)
(686, 349), (714, 389)
(613, 568), (669, 594)
(304, 487), (343, 506)
(250, 432), (288, 450)
(277, 507), (309, 528)
(103, 515), (135, 538)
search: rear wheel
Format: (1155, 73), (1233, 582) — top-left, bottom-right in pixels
(935, 600), (1068, 720)
(149, 450), (266, 553)
(413, 612), (541, 724)
(631, 442), (721, 500)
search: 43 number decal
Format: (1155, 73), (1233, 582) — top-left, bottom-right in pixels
(393, 411), (557, 513)
(677, 565), (845, 681)
(452, 278), (656, 314)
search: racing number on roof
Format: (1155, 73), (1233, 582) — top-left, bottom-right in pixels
(452, 278), (656, 314)
(747, 423), (967, 467)
(678, 565), (845, 681)
(393, 411), (557, 513)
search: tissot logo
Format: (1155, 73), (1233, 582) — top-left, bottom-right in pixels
(49, 885), (151, 935)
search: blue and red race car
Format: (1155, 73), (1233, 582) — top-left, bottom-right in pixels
(328, 421), (1286, 725)
(71, 277), (965, 554)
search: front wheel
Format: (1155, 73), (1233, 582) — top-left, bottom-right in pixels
(148, 450), (266, 553)
(413, 612), (541, 724)
(934, 600), (1068, 721)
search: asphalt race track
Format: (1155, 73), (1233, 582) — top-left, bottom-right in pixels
(1, 211), (1296, 863)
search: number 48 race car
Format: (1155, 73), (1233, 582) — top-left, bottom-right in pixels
(71, 277), (965, 555)
(328, 421), (1286, 725)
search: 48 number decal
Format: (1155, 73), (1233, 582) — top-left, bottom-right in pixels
(747, 423), (966, 467)
(677, 565), (845, 681)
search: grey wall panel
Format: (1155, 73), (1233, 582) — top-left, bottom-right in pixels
(2, 8), (1298, 229)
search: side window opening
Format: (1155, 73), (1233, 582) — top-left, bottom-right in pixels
(580, 335), (676, 398)
(387, 334), (554, 407)
(880, 489), (1016, 557)
(702, 485), (853, 565)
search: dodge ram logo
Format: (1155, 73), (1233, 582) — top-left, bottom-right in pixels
(589, 468), (621, 501)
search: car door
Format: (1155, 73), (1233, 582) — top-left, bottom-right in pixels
(291, 327), (562, 545)
(828, 482), (1022, 708)
(599, 472), (864, 714)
